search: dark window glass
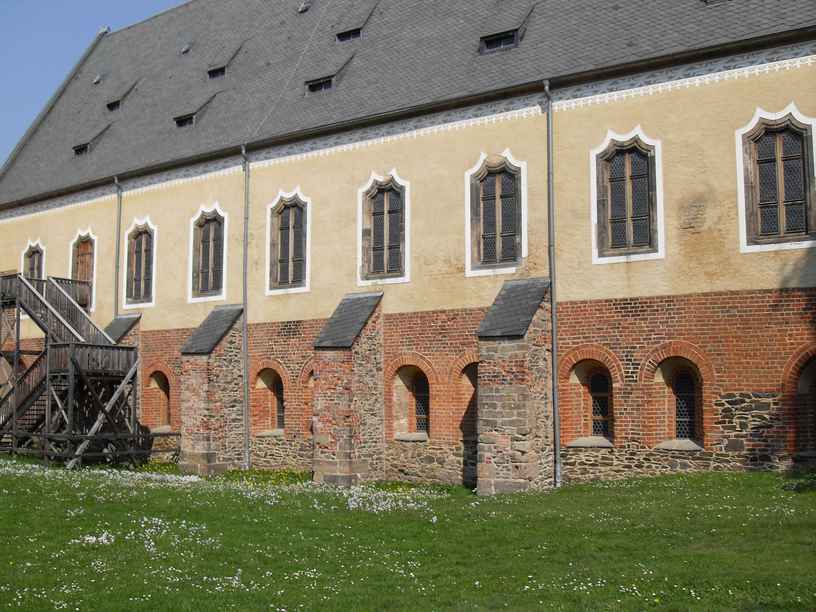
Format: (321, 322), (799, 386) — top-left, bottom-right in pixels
(337, 28), (361, 42)
(589, 373), (612, 439)
(601, 146), (654, 252)
(194, 215), (224, 296)
(127, 228), (153, 303)
(367, 185), (403, 278)
(479, 170), (519, 265)
(673, 371), (697, 440)
(414, 374), (430, 433)
(752, 127), (809, 240)
(480, 30), (518, 53)
(272, 200), (307, 288)
(274, 377), (285, 430)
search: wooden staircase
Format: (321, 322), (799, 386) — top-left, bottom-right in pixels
(0, 273), (147, 467)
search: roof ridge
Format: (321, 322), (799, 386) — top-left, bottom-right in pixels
(108, 0), (198, 37)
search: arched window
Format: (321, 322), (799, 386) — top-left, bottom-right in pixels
(269, 196), (307, 290)
(126, 224), (154, 305)
(256, 369), (285, 431)
(363, 180), (404, 279)
(743, 117), (814, 244)
(596, 137), (657, 256)
(393, 365), (431, 438)
(148, 371), (171, 428)
(589, 372), (612, 439)
(23, 244), (43, 279)
(192, 210), (225, 297)
(470, 157), (523, 269)
(794, 359), (816, 454)
(672, 370), (698, 440)
(72, 234), (95, 284)
(71, 232), (95, 308)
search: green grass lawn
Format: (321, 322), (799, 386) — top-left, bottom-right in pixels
(0, 459), (814, 611)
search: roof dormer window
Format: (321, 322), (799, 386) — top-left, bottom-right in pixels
(208, 66), (226, 79)
(480, 30), (519, 54)
(175, 113), (196, 128)
(306, 77), (333, 94)
(73, 143), (90, 156)
(106, 99), (121, 112)
(337, 28), (362, 42)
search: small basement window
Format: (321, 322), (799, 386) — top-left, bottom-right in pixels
(208, 66), (226, 79)
(337, 28), (362, 42)
(306, 77), (333, 94)
(480, 30), (519, 54)
(174, 113), (196, 128)
(107, 99), (121, 112)
(73, 143), (90, 156)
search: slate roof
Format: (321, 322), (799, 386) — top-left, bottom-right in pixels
(103, 314), (141, 344)
(315, 292), (382, 349)
(478, 278), (550, 339)
(180, 304), (243, 355)
(1, 0), (814, 206)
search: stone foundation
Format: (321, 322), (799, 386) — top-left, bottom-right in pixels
(386, 438), (477, 487)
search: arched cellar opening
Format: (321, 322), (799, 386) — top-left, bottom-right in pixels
(565, 360), (614, 445)
(255, 369), (285, 433)
(147, 371), (171, 429)
(459, 363), (478, 487)
(393, 365), (431, 437)
(795, 358), (816, 455)
(654, 357), (703, 445)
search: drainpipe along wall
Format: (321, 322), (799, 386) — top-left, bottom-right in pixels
(241, 146), (252, 469)
(113, 177), (122, 319)
(543, 81), (562, 488)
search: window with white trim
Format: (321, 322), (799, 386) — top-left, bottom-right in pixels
(126, 224), (154, 304)
(469, 157), (522, 270)
(192, 211), (225, 297)
(269, 196), (307, 289)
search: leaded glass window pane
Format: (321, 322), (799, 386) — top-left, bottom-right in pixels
(602, 145), (654, 253)
(674, 372), (696, 440)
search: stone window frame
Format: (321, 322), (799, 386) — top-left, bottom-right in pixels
(736, 103), (816, 253)
(356, 170), (411, 287)
(68, 227), (98, 312)
(20, 239), (46, 280)
(464, 150), (529, 277)
(122, 216), (158, 310)
(590, 127), (665, 265)
(652, 357), (705, 451)
(265, 188), (312, 296)
(187, 202), (229, 304)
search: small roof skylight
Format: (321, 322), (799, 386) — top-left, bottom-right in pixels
(107, 99), (121, 112)
(337, 28), (362, 43)
(480, 30), (519, 54)
(208, 66), (227, 79)
(174, 113), (196, 128)
(306, 76), (333, 94)
(73, 143), (90, 156)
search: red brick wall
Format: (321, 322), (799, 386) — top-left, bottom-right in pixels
(557, 288), (816, 455)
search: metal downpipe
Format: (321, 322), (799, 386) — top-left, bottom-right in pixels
(241, 146), (252, 469)
(543, 81), (562, 488)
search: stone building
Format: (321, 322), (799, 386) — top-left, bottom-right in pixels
(0, 0), (815, 492)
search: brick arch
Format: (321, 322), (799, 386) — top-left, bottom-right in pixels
(384, 352), (440, 386)
(781, 343), (816, 397)
(298, 357), (316, 387)
(558, 344), (624, 386)
(638, 340), (714, 385)
(249, 358), (292, 390)
(780, 343), (816, 454)
(638, 340), (715, 448)
(447, 351), (480, 384)
(141, 361), (179, 431)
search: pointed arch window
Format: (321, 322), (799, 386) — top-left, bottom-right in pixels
(269, 195), (308, 290)
(23, 244), (44, 280)
(126, 224), (154, 305)
(470, 158), (523, 269)
(362, 179), (405, 279)
(596, 137), (658, 257)
(192, 210), (225, 298)
(743, 116), (814, 244)
(72, 235), (95, 285)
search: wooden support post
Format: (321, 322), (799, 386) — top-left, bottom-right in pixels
(12, 296), (20, 455)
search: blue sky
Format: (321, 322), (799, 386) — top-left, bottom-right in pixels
(0, 1), (186, 166)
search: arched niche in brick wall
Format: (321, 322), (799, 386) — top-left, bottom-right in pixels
(782, 345), (816, 455)
(147, 371), (171, 429)
(142, 363), (178, 432)
(254, 368), (286, 434)
(563, 360), (616, 446)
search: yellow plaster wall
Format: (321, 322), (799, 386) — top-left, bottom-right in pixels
(0, 60), (813, 336)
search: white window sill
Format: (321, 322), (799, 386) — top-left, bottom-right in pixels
(654, 439), (703, 452)
(395, 432), (428, 443)
(257, 429), (285, 439)
(566, 436), (613, 449)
